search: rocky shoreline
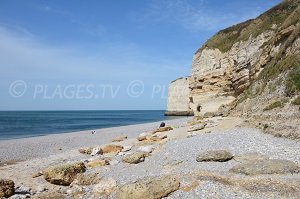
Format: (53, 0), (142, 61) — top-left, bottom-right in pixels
(0, 116), (299, 198)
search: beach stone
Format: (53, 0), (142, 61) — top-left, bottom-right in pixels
(149, 137), (163, 142)
(43, 162), (86, 186)
(91, 147), (103, 156)
(234, 152), (269, 164)
(117, 175), (180, 199)
(137, 133), (148, 141)
(230, 159), (300, 175)
(159, 122), (166, 127)
(137, 145), (155, 153)
(154, 126), (173, 133)
(10, 194), (28, 199)
(109, 160), (119, 166)
(35, 185), (47, 193)
(32, 171), (43, 178)
(15, 185), (31, 194)
(78, 148), (93, 155)
(67, 185), (85, 198)
(121, 145), (132, 152)
(93, 178), (117, 196)
(203, 112), (216, 118)
(196, 150), (233, 162)
(112, 136), (127, 142)
(122, 152), (148, 164)
(72, 173), (101, 185)
(188, 123), (206, 132)
(87, 159), (109, 168)
(102, 144), (123, 154)
(0, 179), (15, 198)
(160, 135), (168, 139)
(32, 192), (65, 199)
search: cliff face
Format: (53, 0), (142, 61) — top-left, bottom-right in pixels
(165, 77), (193, 116)
(166, 0), (300, 120)
(189, 31), (273, 114)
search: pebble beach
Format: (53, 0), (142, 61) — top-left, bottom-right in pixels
(1, 116), (300, 198)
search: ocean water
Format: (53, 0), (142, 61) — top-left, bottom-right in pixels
(0, 110), (180, 140)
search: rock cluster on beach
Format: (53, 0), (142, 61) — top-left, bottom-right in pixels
(1, 116), (300, 198)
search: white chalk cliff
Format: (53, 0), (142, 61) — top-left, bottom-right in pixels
(166, 0), (300, 116)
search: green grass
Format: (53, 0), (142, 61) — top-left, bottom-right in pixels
(196, 0), (299, 53)
(281, 5), (300, 29)
(292, 95), (300, 105)
(286, 68), (300, 95)
(263, 100), (287, 111)
(258, 54), (300, 96)
(259, 55), (300, 80)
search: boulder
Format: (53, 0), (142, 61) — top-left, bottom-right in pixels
(149, 135), (167, 142)
(35, 185), (47, 194)
(87, 159), (109, 168)
(66, 185), (84, 198)
(233, 153), (269, 164)
(91, 147), (103, 156)
(159, 122), (166, 127)
(137, 133), (148, 141)
(78, 148), (93, 155)
(203, 112), (216, 118)
(188, 123), (206, 132)
(121, 146), (132, 152)
(137, 145), (155, 153)
(109, 160), (119, 166)
(154, 126), (173, 133)
(32, 192), (65, 199)
(187, 116), (203, 126)
(16, 185), (31, 194)
(196, 150), (233, 162)
(0, 179), (15, 198)
(93, 178), (117, 196)
(72, 173), (101, 185)
(149, 137), (163, 142)
(122, 152), (148, 164)
(112, 136), (128, 142)
(43, 162), (86, 186)
(102, 144), (123, 154)
(117, 175), (180, 199)
(230, 159), (300, 175)
(32, 171), (43, 178)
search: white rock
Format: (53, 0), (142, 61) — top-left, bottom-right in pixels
(93, 178), (117, 195)
(91, 147), (102, 156)
(109, 160), (119, 166)
(36, 185), (47, 193)
(10, 195), (28, 199)
(137, 145), (154, 153)
(16, 185), (31, 194)
(139, 132), (148, 137)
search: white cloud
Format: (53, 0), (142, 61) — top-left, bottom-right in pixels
(143, 0), (263, 32)
(0, 25), (188, 82)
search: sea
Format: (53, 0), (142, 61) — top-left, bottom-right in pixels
(0, 110), (181, 140)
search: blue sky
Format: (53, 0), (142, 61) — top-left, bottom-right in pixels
(0, 0), (281, 110)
